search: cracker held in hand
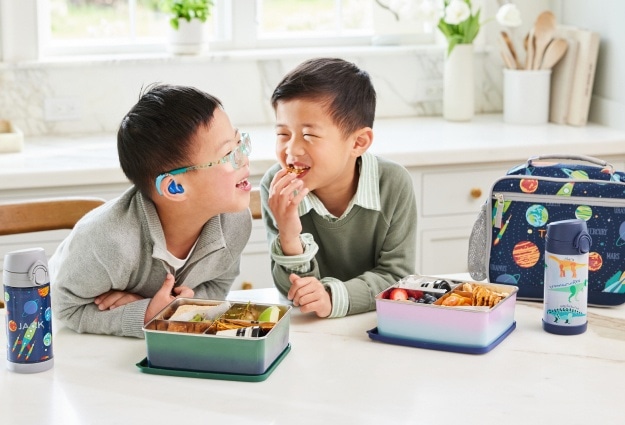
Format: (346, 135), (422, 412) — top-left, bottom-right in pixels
(286, 166), (305, 175)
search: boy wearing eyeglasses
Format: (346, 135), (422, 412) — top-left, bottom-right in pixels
(49, 84), (253, 338)
(260, 58), (417, 318)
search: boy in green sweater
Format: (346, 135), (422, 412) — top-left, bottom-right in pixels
(260, 57), (417, 318)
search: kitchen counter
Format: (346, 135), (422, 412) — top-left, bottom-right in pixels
(1, 114), (625, 191)
(1, 284), (624, 425)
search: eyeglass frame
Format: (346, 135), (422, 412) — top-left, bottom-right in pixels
(155, 132), (251, 196)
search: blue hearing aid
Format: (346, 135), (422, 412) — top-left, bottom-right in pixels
(167, 180), (185, 195)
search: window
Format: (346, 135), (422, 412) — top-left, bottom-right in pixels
(258, 0), (370, 37)
(1, 0), (434, 60)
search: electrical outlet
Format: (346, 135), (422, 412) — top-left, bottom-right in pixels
(44, 97), (82, 121)
(413, 80), (444, 102)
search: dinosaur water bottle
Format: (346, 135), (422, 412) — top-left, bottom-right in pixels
(3, 248), (54, 372)
(543, 219), (592, 335)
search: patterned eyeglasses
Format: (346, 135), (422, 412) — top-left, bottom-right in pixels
(155, 132), (251, 196)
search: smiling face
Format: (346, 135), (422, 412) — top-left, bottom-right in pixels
(183, 108), (251, 217)
(274, 98), (362, 197)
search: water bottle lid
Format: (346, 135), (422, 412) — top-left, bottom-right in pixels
(3, 248), (49, 287)
(546, 219), (592, 255)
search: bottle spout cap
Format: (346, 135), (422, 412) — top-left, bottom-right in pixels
(546, 219), (592, 255)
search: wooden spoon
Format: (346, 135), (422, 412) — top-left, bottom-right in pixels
(524, 28), (535, 70)
(498, 32), (517, 69)
(501, 31), (522, 69)
(540, 38), (568, 69)
(532, 11), (557, 70)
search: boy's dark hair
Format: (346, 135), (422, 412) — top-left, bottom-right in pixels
(271, 58), (376, 136)
(117, 83), (223, 197)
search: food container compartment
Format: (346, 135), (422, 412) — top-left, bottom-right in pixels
(143, 298), (291, 375)
(375, 275), (518, 349)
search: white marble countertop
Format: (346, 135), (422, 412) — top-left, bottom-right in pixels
(1, 284), (624, 425)
(1, 114), (625, 191)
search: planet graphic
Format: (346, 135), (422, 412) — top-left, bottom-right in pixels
(38, 286), (49, 297)
(526, 204), (548, 227)
(575, 205), (593, 221)
(512, 241), (541, 268)
(8, 320), (17, 332)
(45, 307), (52, 321)
(23, 299), (40, 315)
(495, 274), (520, 284)
(588, 252), (603, 272)
(43, 332), (52, 347)
(520, 179), (538, 193)
(4, 291), (8, 302)
(617, 222), (625, 247)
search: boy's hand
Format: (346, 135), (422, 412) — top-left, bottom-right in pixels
(287, 273), (331, 318)
(269, 170), (309, 255)
(145, 274), (194, 324)
(95, 290), (143, 311)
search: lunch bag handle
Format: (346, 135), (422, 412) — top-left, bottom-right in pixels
(527, 154), (614, 174)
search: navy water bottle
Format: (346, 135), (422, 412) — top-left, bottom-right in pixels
(543, 219), (592, 335)
(3, 248), (54, 372)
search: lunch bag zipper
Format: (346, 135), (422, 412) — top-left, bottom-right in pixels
(492, 188), (625, 229)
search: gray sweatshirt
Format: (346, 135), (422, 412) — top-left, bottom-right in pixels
(49, 186), (251, 338)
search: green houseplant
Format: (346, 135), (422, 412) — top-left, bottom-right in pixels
(161, 0), (213, 54)
(161, 0), (213, 30)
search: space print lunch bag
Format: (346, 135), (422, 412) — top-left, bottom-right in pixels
(468, 154), (625, 306)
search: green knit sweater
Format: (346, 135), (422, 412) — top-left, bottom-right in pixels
(260, 156), (417, 316)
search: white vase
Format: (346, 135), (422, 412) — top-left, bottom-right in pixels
(167, 19), (207, 55)
(443, 44), (474, 122)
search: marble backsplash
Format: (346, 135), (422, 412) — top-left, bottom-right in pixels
(0, 46), (502, 137)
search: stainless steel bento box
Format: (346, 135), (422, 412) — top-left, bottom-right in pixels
(372, 275), (518, 352)
(143, 298), (291, 375)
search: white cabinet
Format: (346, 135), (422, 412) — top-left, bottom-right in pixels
(410, 156), (625, 275)
(235, 220), (273, 290)
(409, 162), (519, 275)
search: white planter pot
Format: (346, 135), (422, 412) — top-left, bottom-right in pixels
(168, 19), (207, 55)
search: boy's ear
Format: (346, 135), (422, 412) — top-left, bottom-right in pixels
(351, 127), (373, 157)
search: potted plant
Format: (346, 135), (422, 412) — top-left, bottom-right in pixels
(161, 0), (213, 55)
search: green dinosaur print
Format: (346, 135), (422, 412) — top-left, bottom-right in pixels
(550, 280), (587, 302)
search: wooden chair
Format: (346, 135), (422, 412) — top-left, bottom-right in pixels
(0, 197), (106, 236)
(0, 197), (106, 307)
(250, 188), (262, 220)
